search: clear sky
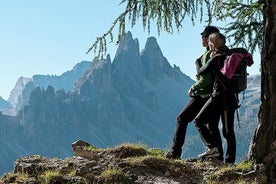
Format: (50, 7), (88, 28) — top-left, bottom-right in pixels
(0, 1), (260, 100)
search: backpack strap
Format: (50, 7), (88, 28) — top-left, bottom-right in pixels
(213, 71), (227, 91)
(234, 93), (241, 128)
(214, 72), (241, 128)
(236, 109), (241, 128)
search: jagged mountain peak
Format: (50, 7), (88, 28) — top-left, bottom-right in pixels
(8, 77), (32, 106)
(114, 31), (140, 59)
(72, 60), (91, 71)
(74, 55), (112, 96)
(76, 55), (111, 82)
(143, 36), (162, 55)
(140, 36), (175, 82)
(112, 32), (143, 89)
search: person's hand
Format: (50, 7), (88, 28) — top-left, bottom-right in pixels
(195, 58), (201, 65)
(196, 55), (203, 62)
(196, 74), (200, 81)
(188, 88), (194, 97)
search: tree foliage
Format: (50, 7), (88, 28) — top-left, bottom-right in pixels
(210, 0), (263, 53)
(87, 0), (263, 58)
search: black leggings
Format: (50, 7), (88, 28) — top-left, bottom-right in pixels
(221, 109), (236, 163)
(194, 95), (223, 155)
(195, 93), (236, 162)
(195, 97), (222, 151)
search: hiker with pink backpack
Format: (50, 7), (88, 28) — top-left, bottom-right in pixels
(194, 32), (253, 163)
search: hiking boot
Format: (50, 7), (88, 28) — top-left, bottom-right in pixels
(215, 155), (224, 161)
(165, 152), (180, 159)
(198, 148), (220, 159)
(225, 157), (235, 164)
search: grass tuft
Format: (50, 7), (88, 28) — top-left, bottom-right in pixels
(39, 170), (61, 184)
(99, 166), (125, 181)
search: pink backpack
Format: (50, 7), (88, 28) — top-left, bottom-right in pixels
(220, 48), (254, 93)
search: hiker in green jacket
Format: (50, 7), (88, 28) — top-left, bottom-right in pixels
(166, 26), (223, 160)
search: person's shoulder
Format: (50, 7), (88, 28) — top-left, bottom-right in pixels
(213, 46), (228, 58)
(221, 46), (230, 55)
(218, 46), (229, 55)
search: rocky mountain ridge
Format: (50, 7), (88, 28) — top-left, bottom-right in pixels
(2, 61), (91, 115)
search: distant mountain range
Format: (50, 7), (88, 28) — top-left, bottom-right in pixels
(1, 61), (91, 115)
(0, 32), (260, 175)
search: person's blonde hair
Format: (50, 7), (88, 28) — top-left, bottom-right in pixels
(208, 32), (226, 49)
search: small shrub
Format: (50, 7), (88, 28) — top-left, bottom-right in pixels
(86, 145), (101, 151)
(235, 160), (254, 172)
(17, 172), (29, 180)
(68, 169), (76, 177)
(120, 143), (148, 149)
(39, 170), (61, 184)
(206, 160), (256, 183)
(147, 148), (165, 156)
(99, 166), (125, 182)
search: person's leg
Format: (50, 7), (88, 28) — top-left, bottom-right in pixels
(194, 97), (214, 148)
(167, 97), (207, 158)
(194, 96), (223, 159)
(207, 107), (223, 160)
(222, 109), (236, 163)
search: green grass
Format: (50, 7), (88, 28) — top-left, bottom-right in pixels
(99, 166), (124, 181)
(234, 160), (254, 172)
(86, 144), (102, 151)
(39, 170), (61, 184)
(206, 160), (255, 183)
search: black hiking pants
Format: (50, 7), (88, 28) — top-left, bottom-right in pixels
(169, 96), (209, 157)
(221, 109), (236, 163)
(194, 94), (224, 159)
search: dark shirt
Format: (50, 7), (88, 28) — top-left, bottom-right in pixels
(197, 48), (238, 110)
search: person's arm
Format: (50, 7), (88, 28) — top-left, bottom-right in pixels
(195, 57), (202, 73)
(189, 57), (218, 96)
(197, 56), (218, 75)
(195, 58), (202, 81)
(190, 72), (213, 94)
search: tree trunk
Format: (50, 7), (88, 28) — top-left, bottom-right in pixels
(248, 0), (276, 182)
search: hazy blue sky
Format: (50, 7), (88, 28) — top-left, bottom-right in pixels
(0, 1), (260, 100)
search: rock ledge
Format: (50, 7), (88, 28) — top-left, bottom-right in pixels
(1, 140), (267, 184)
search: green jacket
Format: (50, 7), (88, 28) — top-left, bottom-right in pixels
(190, 49), (214, 96)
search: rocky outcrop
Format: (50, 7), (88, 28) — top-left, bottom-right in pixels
(8, 77), (32, 107)
(0, 140), (267, 184)
(75, 55), (113, 97)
